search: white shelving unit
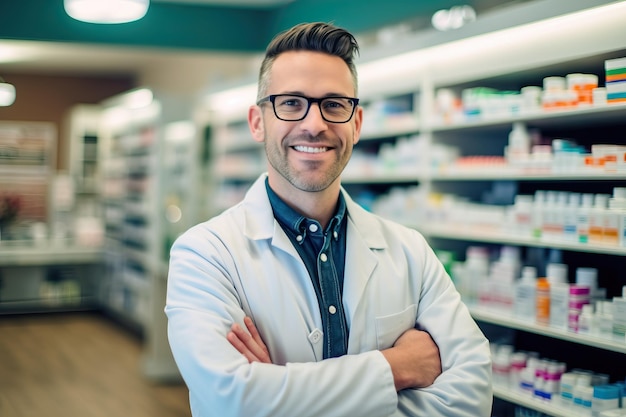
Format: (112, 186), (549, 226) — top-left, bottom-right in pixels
(99, 93), (162, 330)
(492, 385), (572, 417)
(200, 2), (626, 414)
(98, 88), (200, 381)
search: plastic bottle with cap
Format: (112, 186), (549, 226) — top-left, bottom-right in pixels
(514, 266), (537, 320)
(536, 277), (551, 325)
(532, 190), (546, 239)
(568, 284), (591, 332)
(563, 192), (581, 242)
(589, 194), (610, 244)
(574, 384), (594, 416)
(509, 351), (528, 389)
(578, 193), (595, 244)
(576, 267), (603, 304)
(506, 122), (531, 165)
(512, 194), (534, 237)
(592, 384), (621, 417)
(463, 246), (490, 306)
(578, 304), (595, 335)
(604, 190), (626, 246)
(560, 372), (579, 408)
(547, 263), (569, 330)
(609, 187), (626, 247)
(595, 300), (614, 339)
(492, 344), (514, 387)
(612, 285), (626, 337)
(542, 190), (559, 241)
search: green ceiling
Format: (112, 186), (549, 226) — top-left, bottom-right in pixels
(0, 0), (479, 53)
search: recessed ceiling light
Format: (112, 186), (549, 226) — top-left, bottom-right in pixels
(64, 0), (149, 24)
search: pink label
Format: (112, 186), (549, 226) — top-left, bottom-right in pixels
(569, 285), (590, 295)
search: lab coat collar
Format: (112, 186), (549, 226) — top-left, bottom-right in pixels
(241, 173), (387, 252)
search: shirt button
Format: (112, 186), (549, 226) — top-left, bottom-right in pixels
(329, 305), (337, 314)
(333, 231), (338, 239)
(308, 328), (323, 344)
(296, 235), (303, 242)
(309, 224), (319, 232)
(320, 253), (328, 262)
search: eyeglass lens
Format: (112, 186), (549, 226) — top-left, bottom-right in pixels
(272, 95), (356, 122)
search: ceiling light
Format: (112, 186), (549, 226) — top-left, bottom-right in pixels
(0, 78), (16, 106)
(64, 0), (149, 24)
(432, 5), (476, 31)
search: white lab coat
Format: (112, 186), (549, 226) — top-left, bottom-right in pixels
(165, 174), (492, 417)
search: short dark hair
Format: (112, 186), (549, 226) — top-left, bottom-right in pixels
(257, 22), (360, 100)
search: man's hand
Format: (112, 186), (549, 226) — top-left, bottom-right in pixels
(381, 328), (442, 391)
(227, 316), (272, 364)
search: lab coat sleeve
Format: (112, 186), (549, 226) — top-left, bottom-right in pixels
(397, 231), (493, 417)
(165, 226), (399, 417)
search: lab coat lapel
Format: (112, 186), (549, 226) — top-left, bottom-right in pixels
(342, 191), (385, 326)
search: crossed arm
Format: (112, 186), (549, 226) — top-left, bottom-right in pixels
(227, 316), (442, 391)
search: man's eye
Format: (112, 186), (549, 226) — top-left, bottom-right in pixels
(279, 97), (305, 107)
(323, 99), (348, 110)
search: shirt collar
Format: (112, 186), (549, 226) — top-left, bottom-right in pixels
(265, 177), (346, 238)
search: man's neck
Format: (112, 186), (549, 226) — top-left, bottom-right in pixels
(267, 176), (340, 229)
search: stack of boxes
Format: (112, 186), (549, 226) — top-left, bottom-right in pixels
(605, 57), (626, 103)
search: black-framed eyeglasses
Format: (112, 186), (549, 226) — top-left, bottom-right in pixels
(257, 94), (359, 124)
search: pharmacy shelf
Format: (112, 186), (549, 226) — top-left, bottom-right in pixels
(470, 306), (626, 354)
(342, 171), (423, 184)
(493, 385), (571, 417)
(0, 243), (102, 266)
(360, 118), (420, 141)
(343, 170), (626, 183)
(421, 224), (626, 256)
(431, 170), (626, 181)
(430, 101), (626, 132)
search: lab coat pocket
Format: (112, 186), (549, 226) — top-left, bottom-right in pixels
(374, 304), (417, 350)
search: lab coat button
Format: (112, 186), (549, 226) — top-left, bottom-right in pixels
(329, 305), (337, 314)
(308, 329), (323, 344)
(320, 253), (328, 262)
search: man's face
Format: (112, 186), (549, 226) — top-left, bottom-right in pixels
(249, 50), (362, 194)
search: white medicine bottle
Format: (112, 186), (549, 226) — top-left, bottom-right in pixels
(514, 266), (537, 319)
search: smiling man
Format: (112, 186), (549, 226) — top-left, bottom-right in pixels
(165, 22), (492, 417)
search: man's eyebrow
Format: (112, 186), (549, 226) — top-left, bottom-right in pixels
(278, 91), (353, 98)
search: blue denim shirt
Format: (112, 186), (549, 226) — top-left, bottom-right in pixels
(265, 178), (349, 358)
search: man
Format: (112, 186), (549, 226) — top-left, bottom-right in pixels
(165, 22), (492, 417)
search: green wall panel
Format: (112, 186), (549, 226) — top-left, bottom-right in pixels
(0, 0), (273, 52)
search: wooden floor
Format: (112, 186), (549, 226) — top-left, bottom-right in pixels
(0, 312), (191, 417)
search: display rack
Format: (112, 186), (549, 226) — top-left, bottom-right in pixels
(200, 2), (626, 414)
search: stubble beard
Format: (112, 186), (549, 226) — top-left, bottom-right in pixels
(264, 133), (352, 193)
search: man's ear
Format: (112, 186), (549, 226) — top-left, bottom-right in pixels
(352, 106), (363, 146)
(248, 105), (265, 143)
